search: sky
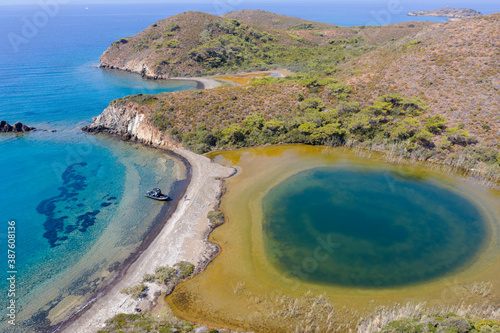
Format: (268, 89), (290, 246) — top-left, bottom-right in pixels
(1, 0), (498, 5)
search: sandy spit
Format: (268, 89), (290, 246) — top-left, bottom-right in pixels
(171, 77), (223, 90)
(60, 148), (234, 333)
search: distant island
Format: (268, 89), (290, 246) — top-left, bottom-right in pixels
(408, 7), (482, 19)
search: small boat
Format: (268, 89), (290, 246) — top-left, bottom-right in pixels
(145, 188), (169, 201)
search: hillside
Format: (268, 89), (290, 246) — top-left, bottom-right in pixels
(96, 11), (500, 178)
(289, 21), (436, 47)
(100, 10), (435, 78)
(408, 7), (482, 18)
(222, 9), (339, 30)
(223, 9), (436, 47)
(335, 13), (500, 147)
(100, 11), (340, 78)
(88, 72), (500, 184)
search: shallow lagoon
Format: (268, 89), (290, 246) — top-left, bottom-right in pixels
(169, 145), (500, 332)
(263, 167), (486, 287)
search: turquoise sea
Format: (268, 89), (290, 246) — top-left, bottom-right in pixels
(0, 1), (498, 332)
(0, 5), (198, 332)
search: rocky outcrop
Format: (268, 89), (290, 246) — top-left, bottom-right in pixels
(0, 121), (35, 133)
(82, 102), (181, 149)
(408, 7), (482, 18)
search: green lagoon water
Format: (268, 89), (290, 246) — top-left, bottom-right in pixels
(263, 167), (487, 287)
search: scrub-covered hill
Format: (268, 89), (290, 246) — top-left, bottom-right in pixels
(95, 11), (500, 180)
(335, 13), (500, 147)
(100, 10), (435, 78)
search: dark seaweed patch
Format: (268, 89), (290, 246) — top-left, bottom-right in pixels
(77, 210), (100, 232)
(108, 261), (121, 272)
(36, 163), (109, 248)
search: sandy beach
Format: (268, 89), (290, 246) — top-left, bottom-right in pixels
(170, 77), (223, 90)
(61, 148), (234, 332)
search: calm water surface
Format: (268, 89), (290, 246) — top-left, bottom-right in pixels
(263, 167), (486, 287)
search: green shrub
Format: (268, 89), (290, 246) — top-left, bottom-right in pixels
(165, 22), (180, 32)
(220, 125), (245, 144)
(414, 130), (435, 148)
(391, 117), (421, 140)
(208, 210), (225, 228)
(127, 94), (158, 105)
(300, 98), (325, 111)
(338, 102), (361, 114)
(153, 266), (177, 284)
(402, 38), (422, 50)
(175, 261), (195, 279)
(310, 123), (346, 145)
(264, 119), (285, 133)
(120, 284), (147, 300)
(243, 113), (265, 130)
(325, 82), (352, 100)
(250, 77), (283, 86)
(165, 39), (179, 48)
(298, 122), (318, 135)
(133, 41), (150, 51)
(446, 127), (476, 146)
(289, 23), (315, 30)
(328, 36), (365, 45)
(423, 115), (447, 133)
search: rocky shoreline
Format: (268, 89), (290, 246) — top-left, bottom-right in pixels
(100, 64), (222, 90)
(82, 101), (182, 149)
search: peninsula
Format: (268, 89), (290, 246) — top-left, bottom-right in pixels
(408, 7), (482, 19)
(74, 9), (500, 333)
(93, 10), (499, 178)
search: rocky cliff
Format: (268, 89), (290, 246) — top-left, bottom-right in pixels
(82, 102), (181, 149)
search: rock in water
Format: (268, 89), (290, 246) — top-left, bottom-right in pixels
(13, 122), (23, 132)
(0, 121), (36, 133)
(0, 123), (13, 132)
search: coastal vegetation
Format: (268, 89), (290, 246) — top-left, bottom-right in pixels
(120, 262), (194, 301)
(360, 298), (500, 333)
(105, 286), (500, 333)
(113, 75), (500, 182)
(207, 210), (225, 228)
(142, 262), (194, 286)
(98, 313), (221, 333)
(101, 12), (500, 183)
(120, 284), (148, 300)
